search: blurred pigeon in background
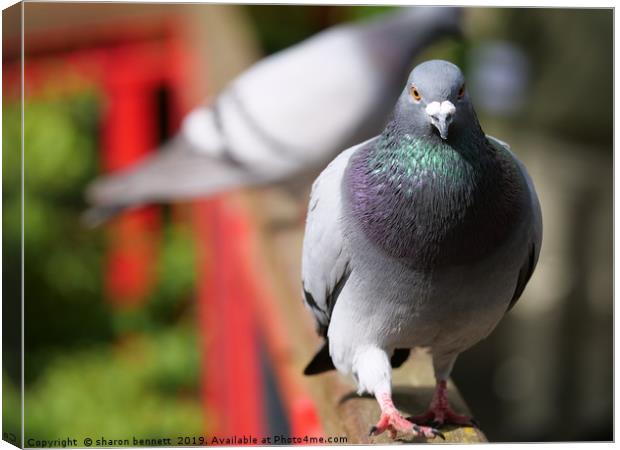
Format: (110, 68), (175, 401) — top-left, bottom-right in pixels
(301, 60), (542, 439)
(84, 7), (462, 225)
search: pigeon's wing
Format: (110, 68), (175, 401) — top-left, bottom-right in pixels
(487, 135), (542, 310)
(303, 138), (388, 375)
(301, 142), (367, 338)
(224, 25), (380, 174)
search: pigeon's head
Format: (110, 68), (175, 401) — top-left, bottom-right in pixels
(396, 60), (475, 141)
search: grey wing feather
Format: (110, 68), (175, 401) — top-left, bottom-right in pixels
(487, 135), (542, 310)
(83, 135), (268, 226)
(301, 140), (373, 336)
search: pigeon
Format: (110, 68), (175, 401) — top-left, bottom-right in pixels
(301, 60), (542, 440)
(83, 7), (462, 225)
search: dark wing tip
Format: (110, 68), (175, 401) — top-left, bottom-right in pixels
(303, 341), (335, 376)
(507, 242), (538, 312)
(390, 348), (411, 368)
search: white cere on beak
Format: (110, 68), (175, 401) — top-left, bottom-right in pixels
(425, 101), (456, 117)
(425, 101), (456, 140)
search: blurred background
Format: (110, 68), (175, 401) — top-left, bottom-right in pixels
(2, 4), (612, 444)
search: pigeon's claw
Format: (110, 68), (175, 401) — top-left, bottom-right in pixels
(369, 411), (443, 440)
(413, 424), (445, 440)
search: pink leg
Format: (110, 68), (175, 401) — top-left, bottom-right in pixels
(369, 391), (445, 440)
(409, 380), (478, 427)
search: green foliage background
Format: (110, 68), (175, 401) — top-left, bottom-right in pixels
(3, 94), (203, 440)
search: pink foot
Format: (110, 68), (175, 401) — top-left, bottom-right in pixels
(409, 380), (478, 428)
(369, 411), (445, 440)
(370, 392), (445, 440)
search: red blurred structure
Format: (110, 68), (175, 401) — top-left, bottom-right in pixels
(195, 197), (323, 438)
(3, 3), (322, 441)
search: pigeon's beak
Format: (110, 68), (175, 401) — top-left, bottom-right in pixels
(425, 101), (456, 140)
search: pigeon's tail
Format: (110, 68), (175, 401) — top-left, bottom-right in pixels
(82, 135), (265, 227)
(303, 341), (335, 375)
(360, 6), (464, 51)
(81, 204), (132, 228)
(303, 342), (411, 376)
(390, 348), (411, 369)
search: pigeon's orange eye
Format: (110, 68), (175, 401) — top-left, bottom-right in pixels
(410, 86), (421, 101)
(457, 84), (465, 99)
